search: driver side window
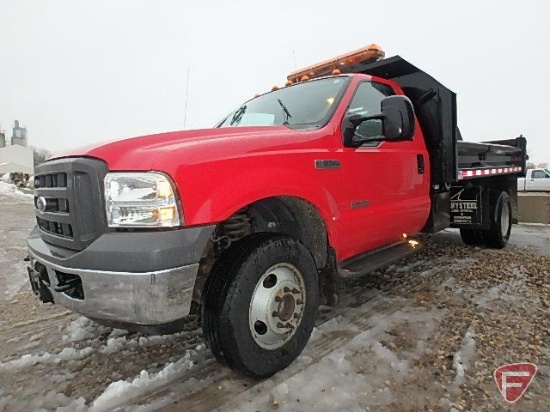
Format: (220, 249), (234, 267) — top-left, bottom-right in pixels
(532, 170), (548, 179)
(348, 82), (395, 140)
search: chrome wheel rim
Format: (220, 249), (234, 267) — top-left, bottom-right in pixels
(501, 201), (510, 237)
(249, 263), (306, 350)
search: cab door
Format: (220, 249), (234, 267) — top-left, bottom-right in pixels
(529, 169), (550, 191)
(338, 81), (431, 259)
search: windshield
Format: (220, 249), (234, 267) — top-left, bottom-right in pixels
(217, 76), (350, 129)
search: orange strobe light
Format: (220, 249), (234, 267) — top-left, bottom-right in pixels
(287, 44), (385, 83)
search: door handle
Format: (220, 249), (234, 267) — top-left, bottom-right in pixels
(417, 154), (425, 174)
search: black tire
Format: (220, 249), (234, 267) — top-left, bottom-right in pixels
(201, 233), (319, 378)
(485, 191), (512, 249)
(459, 228), (486, 246)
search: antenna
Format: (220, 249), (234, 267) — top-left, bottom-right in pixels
(292, 51), (297, 70)
(183, 64), (191, 129)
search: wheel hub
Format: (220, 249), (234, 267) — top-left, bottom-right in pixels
(249, 263), (306, 350)
(277, 294), (295, 322)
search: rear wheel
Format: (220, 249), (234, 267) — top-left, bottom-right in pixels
(485, 191), (512, 249)
(202, 233), (319, 378)
(459, 191), (512, 249)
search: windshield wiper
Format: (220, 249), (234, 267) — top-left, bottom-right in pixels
(230, 105), (247, 126)
(277, 99), (292, 125)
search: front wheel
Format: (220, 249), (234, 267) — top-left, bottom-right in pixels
(202, 233), (319, 378)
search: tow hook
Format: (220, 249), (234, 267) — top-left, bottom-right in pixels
(53, 278), (80, 293)
(26, 263), (54, 304)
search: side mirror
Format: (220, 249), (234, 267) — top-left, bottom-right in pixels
(343, 95), (416, 147)
(381, 95), (415, 141)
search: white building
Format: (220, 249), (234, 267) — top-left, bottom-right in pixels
(0, 144), (34, 175)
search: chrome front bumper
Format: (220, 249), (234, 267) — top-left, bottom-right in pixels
(27, 249), (199, 326)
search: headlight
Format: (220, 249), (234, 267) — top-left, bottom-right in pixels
(104, 172), (182, 228)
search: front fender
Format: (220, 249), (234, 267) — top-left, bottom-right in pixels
(174, 161), (343, 246)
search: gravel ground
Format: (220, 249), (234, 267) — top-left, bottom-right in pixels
(374, 234), (550, 411)
(0, 183), (549, 411)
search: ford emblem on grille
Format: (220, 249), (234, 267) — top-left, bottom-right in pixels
(36, 196), (47, 212)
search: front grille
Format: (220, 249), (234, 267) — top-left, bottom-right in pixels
(34, 172), (67, 189)
(37, 216), (73, 238)
(33, 158), (109, 251)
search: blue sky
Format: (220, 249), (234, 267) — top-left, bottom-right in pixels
(1, 0), (548, 164)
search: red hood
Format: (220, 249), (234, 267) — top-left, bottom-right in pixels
(51, 126), (300, 171)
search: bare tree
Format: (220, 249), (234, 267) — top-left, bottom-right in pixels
(526, 162), (536, 169)
(33, 147), (53, 167)
(537, 162), (548, 169)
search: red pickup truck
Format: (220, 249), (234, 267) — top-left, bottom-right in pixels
(25, 45), (527, 377)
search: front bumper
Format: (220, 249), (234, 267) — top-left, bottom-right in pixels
(26, 225), (214, 330)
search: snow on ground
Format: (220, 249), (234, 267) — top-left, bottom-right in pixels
(452, 324), (476, 387)
(0, 181), (33, 200)
(90, 344), (207, 412)
(0, 314), (209, 411)
(0, 183), (35, 302)
(62, 317), (114, 343)
(223, 305), (444, 412)
(1, 245), (30, 300)
(0, 347), (94, 371)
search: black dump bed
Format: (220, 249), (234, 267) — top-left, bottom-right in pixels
(352, 56), (527, 186)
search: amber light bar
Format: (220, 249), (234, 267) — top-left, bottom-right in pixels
(286, 43), (385, 83)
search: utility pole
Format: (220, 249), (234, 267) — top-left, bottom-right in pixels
(183, 64), (191, 129)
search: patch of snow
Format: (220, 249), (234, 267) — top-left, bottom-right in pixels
(90, 345), (206, 412)
(62, 317), (113, 343)
(226, 305), (443, 412)
(56, 396), (88, 412)
(100, 337), (126, 354)
(2, 258), (30, 299)
(472, 285), (504, 307)
(95, 329), (191, 356)
(0, 347), (94, 371)
(453, 324), (476, 386)
(231, 345), (395, 412)
(371, 342), (409, 375)
(0, 181), (33, 199)
(63, 316), (196, 359)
